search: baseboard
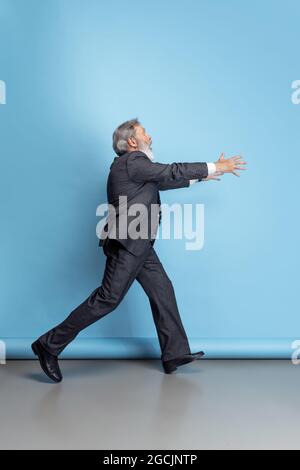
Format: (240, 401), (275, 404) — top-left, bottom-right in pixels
(0, 337), (297, 360)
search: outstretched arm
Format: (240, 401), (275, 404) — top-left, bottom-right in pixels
(158, 163), (218, 190)
(126, 151), (209, 184)
(127, 151), (247, 186)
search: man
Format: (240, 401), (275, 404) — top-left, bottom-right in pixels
(32, 118), (246, 382)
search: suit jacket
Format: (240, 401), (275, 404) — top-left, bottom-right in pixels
(98, 150), (208, 256)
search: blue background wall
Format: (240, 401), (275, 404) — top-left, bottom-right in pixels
(1, 0), (299, 358)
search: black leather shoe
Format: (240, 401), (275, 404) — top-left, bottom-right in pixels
(31, 340), (63, 383)
(162, 351), (205, 374)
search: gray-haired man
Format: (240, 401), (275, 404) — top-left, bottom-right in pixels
(32, 118), (246, 382)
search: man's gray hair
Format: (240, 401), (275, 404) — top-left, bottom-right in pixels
(112, 118), (141, 156)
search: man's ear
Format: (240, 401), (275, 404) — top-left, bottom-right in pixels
(127, 137), (138, 149)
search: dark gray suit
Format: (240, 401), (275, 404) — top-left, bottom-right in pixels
(38, 151), (208, 361)
(99, 151), (208, 255)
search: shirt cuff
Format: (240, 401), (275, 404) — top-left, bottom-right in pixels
(206, 162), (217, 175)
(189, 179), (199, 185)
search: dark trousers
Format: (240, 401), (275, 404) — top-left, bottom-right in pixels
(38, 239), (191, 361)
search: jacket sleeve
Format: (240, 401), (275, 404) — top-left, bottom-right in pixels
(126, 151), (209, 184)
(157, 179), (191, 191)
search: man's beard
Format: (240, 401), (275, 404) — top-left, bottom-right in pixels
(137, 139), (155, 161)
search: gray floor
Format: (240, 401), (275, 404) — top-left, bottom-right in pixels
(0, 359), (300, 450)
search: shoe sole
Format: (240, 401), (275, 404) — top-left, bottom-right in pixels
(163, 351), (205, 374)
(31, 342), (62, 383)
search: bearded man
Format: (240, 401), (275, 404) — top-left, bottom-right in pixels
(31, 118), (246, 382)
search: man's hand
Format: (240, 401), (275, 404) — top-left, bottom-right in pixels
(202, 170), (224, 182)
(215, 152), (247, 177)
